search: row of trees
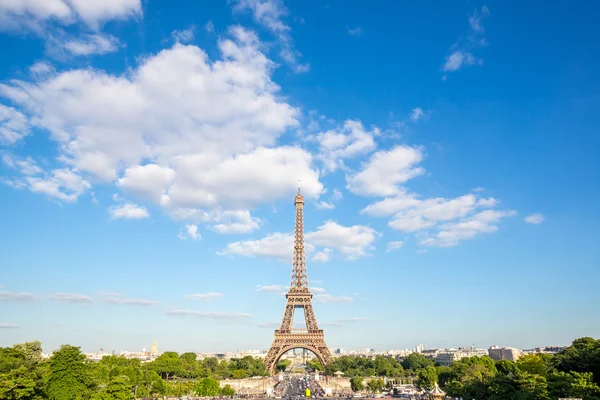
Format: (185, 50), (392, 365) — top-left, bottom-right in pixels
(350, 377), (385, 393)
(326, 337), (600, 400)
(1, 337), (599, 399)
(151, 351), (267, 380)
(0, 342), (258, 399)
(417, 338), (600, 400)
(324, 354), (405, 377)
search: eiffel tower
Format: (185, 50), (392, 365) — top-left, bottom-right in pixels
(264, 186), (333, 375)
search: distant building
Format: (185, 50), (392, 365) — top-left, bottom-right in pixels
(489, 346), (520, 361)
(421, 349), (439, 359)
(393, 384), (418, 396)
(150, 339), (159, 357)
(415, 344), (425, 353)
(434, 347), (487, 366)
(522, 346), (565, 355)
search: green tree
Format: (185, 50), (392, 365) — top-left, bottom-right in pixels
(366, 378), (384, 393)
(0, 343), (47, 400)
(416, 366), (438, 390)
(232, 369), (246, 379)
(514, 371), (549, 400)
(195, 377), (221, 396)
(13, 342), (42, 364)
(440, 356), (496, 399)
(276, 359), (292, 372)
(203, 357), (219, 373)
(308, 358), (323, 371)
(47, 345), (95, 400)
(548, 371), (600, 400)
(92, 376), (133, 400)
(152, 352), (182, 380)
(401, 353), (435, 371)
(489, 374), (519, 400)
(0, 365), (37, 399)
(518, 354), (550, 378)
(215, 361), (231, 379)
(221, 384), (236, 396)
(554, 337), (600, 385)
(350, 377), (364, 392)
(496, 360), (518, 376)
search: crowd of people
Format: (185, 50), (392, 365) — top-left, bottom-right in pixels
(273, 374), (327, 399)
(294, 375), (325, 397)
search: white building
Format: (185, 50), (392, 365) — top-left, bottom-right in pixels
(435, 347), (489, 366)
(488, 346), (521, 361)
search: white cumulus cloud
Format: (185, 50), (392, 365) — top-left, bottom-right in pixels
(420, 209), (516, 247)
(313, 119), (378, 173)
(0, 27), (322, 231)
(221, 220), (379, 262)
(0, 0), (142, 31)
(346, 145), (424, 197)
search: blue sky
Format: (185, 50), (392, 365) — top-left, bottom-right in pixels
(0, 0), (599, 354)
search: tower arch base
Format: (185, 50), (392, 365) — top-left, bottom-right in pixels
(265, 331), (333, 375)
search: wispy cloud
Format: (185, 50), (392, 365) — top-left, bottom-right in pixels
(230, 0), (309, 73)
(410, 107), (431, 122)
(185, 292), (223, 301)
(62, 33), (119, 56)
(314, 294), (353, 303)
(206, 20), (215, 32)
(256, 285), (283, 292)
(99, 293), (158, 307)
(0, 323), (19, 329)
(172, 26), (196, 43)
(443, 5), (490, 77)
(524, 213), (544, 224)
(321, 317), (366, 327)
(257, 321), (280, 328)
(167, 310), (252, 319)
(443, 51), (479, 73)
(316, 201), (335, 210)
(347, 27), (363, 36)
(108, 203), (149, 220)
(49, 292), (93, 304)
(386, 241), (404, 252)
(0, 291), (38, 301)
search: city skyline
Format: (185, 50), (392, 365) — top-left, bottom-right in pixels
(1, 0), (599, 354)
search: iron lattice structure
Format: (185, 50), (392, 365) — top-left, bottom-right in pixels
(264, 188), (333, 375)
